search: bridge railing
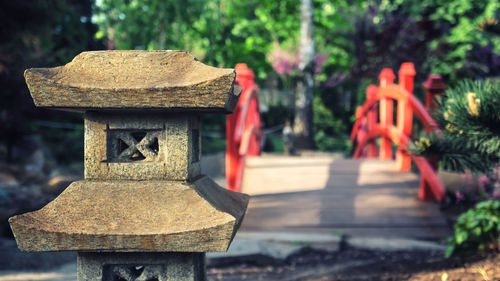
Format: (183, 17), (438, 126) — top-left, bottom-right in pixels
(226, 63), (262, 192)
(350, 63), (447, 201)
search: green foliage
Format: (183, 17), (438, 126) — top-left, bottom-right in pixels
(201, 137), (226, 155)
(373, 0), (500, 84)
(201, 114), (226, 155)
(0, 0), (102, 163)
(438, 80), (500, 159)
(1, 0), (99, 72)
(2, 0), (497, 158)
(92, 0), (303, 79)
(260, 104), (289, 153)
(410, 80), (500, 173)
(408, 80), (500, 258)
(428, 0), (500, 82)
(92, 0), (366, 81)
(263, 135), (285, 153)
(261, 104), (292, 128)
(410, 133), (497, 173)
(31, 121), (84, 165)
(92, 0), (205, 50)
(92, 0), (500, 153)
(313, 96), (349, 151)
(445, 199), (500, 257)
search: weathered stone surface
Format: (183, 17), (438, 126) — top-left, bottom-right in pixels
(24, 50), (241, 112)
(84, 112), (201, 181)
(78, 252), (205, 281)
(9, 176), (249, 252)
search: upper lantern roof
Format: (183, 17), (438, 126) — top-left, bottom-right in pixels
(24, 50), (240, 113)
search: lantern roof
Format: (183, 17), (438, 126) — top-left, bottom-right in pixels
(24, 50), (240, 113)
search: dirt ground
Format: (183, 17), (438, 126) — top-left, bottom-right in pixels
(207, 247), (500, 281)
(1, 239), (499, 281)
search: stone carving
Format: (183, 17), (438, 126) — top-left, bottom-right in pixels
(10, 50), (249, 281)
(103, 264), (166, 281)
(107, 130), (162, 162)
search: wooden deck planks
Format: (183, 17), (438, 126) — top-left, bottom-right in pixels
(240, 155), (452, 241)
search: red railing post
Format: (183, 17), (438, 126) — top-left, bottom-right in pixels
(423, 75), (446, 116)
(226, 63), (261, 192)
(355, 106), (367, 158)
(236, 63), (261, 157)
(350, 64), (446, 201)
(366, 85), (378, 158)
(419, 75), (446, 200)
(396, 63), (415, 171)
(226, 93), (241, 192)
(247, 97), (261, 156)
(378, 68), (395, 161)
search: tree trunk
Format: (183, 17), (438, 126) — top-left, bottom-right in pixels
(293, 0), (315, 150)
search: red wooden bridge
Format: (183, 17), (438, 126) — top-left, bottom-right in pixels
(224, 63), (451, 240)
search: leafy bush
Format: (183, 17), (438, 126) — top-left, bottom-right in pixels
(263, 135), (284, 153)
(201, 115), (226, 155)
(409, 80), (500, 257)
(445, 199), (500, 257)
(30, 118), (85, 166)
(313, 96), (350, 151)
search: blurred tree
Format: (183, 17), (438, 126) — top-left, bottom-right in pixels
(293, 0), (315, 149)
(92, 0), (500, 152)
(92, 0), (304, 79)
(426, 0), (500, 82)
(93, 0), (306, 149)
(92, 0), (204, 50)
(316, 0), (500, 147)
(0, 0), (103, 163)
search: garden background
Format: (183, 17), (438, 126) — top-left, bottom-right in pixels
(1, 1), (500, 279)
(2, 0), (500, 167)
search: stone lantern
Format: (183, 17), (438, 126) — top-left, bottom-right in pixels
(9, 51), (249, 280)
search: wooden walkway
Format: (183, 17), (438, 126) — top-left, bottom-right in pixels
(239, 155), (452, 241)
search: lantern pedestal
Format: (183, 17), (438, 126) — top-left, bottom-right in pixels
(78, 252), (205, 281)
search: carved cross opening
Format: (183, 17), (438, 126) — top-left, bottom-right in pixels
(103, 265), (164, 281)
(107, 130), (162, 162)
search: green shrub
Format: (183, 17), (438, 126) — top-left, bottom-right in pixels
(313, 96), (349, 151)
(445, 199), (500, 258)
(263, 135), (284, 153)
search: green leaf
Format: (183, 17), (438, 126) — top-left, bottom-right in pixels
(455, 231), (468, 244)
(445, 245), (455, 258)
(472, 227), (482, 237)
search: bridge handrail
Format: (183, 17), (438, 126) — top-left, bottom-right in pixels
(350, 85), (439, 143)
(234, 85), (259, 143)
(353, 124), (446, 201)
(350, 63), (446, 201)
(226, 64), (262, 192)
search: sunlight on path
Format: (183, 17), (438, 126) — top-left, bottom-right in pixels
(242, 155), (338, 195)
(240, 157), (451, 240)
(356, 160), (419, 186)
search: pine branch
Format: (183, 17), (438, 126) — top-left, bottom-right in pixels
(410, 79), (500, 173)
